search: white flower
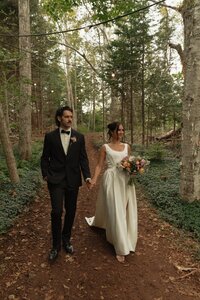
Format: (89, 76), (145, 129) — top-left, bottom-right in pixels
(129, 156), (135, 162)
(70, 137), (77, 143)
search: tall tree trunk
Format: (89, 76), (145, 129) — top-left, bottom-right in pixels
(92, 73), (96, 131)
(141, 43), (145, 146)
(62, 24), (77, 129)
(65, 50), (77, 129)
(180, 1), (200, 201)
(130, 73), (134, 145)
(39, 87), (43, 135)
(18, 0), (32, 160)
(0, 103), (20, 183)
(102, 80), (105, 141)
(3, 71), (9, 128)
(109, 82), (119, 123)
(146, 105), (150, 147)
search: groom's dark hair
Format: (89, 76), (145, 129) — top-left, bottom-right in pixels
(55, 106), (73, 127)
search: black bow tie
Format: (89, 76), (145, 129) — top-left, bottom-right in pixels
(61, 129), (70, 135)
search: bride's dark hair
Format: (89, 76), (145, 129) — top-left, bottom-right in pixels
(107, 121), (122, 140)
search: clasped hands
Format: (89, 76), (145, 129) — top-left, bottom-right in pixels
(85, 178), (96, 190)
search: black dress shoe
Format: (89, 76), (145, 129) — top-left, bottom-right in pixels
(63, 241), (74, 254)
(49, 248), (59, 261)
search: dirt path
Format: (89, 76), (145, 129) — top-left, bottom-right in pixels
(0, 133), (199, 300)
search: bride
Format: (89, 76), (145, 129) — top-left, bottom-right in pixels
(86, 122), (137, 263)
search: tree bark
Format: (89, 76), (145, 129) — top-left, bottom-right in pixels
(2, 71), (9, 128)
(169, 42), (185, 76)
(92, 73), (96, 132)
(18, 0), (32, 160)
(141, 42), (145, 145)
(64, 46), (77, 129)
(0, 103), (20, 183)
(180, 0), (200, 201)
(62, 22), (77, 129)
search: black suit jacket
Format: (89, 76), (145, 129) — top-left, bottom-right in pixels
(41, 128), (91, 189)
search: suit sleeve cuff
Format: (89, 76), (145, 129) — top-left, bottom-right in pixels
(85, 178), (91, 182)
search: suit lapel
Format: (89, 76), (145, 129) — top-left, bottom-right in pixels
(67, 129), (77, 155)
(70, 129), (77, 141)
(54, 128), (66, 156)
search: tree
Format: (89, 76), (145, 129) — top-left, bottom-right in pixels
(180, 0), (200, 201)
(30, 2), (67, 132)
(103, 0), (151, 144)
(0, 1), (20, 183)
(18, 0), (32, 160)
(0, 103), (20, 183)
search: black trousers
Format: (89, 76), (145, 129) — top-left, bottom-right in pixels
(47, 180), (79, 250)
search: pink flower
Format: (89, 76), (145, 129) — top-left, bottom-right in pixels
(117, 155), (150, 185)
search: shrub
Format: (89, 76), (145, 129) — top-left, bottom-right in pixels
(145, 142), (166, 161)
(0, 141), (43, 233)
(0, 170), (42, 233)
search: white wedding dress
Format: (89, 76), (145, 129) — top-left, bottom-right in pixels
(86, 143), (137, 256)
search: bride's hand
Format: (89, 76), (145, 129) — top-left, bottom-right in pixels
(90, 178), (96, 188)
(92, 178), (96, 184)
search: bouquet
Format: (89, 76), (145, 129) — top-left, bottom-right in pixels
(118, 155), (150, 185)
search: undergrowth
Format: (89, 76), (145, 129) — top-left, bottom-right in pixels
(136, 151), (200, 243)
(0, 141), (43, 233)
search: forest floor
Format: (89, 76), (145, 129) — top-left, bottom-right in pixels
(0, 133), (200, 300)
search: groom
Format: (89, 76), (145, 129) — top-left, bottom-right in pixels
(41, 106), (91, 261)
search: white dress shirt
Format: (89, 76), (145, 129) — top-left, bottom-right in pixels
(60, 128), (71, 154)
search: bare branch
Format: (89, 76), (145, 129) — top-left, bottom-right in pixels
(169, 42), (185, 75)
(149, 0), (183, 13)
(48, 40), (99, 75)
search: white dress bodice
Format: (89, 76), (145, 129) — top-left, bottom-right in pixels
(104, 143), (128, 168)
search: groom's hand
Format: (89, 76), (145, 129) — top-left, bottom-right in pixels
(88, 178), (96, 190)
(85, 178), (92, 190)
